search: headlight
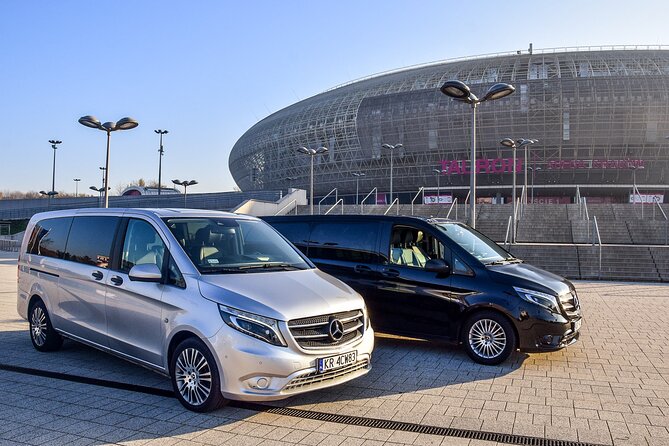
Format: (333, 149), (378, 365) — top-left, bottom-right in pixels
(513, 287), (560, 313)
(219, 305), (287, 347)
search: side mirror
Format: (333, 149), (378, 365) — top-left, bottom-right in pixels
(128, 263), (163, 282)
(425, 259), (451, 276)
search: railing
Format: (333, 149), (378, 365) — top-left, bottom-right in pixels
(274, 199), (298, 216)
(0, 238), (20, 252)
(325, 199), (344, 215)
(504, 216), (513, 248)
(582, 197), (590, 239)
(653, 198), (669, 245)
(512, 197), (521, 243)
(519, 185), (527, 217)
(592, 215), (602, 278)
(445, 198), (458, 220)
(410, 187), (425, 216)
(318, 188), (338, 215)
(463, 190), (471, 221)
(384, 198), (399, 215)
(632, 184), (644, 219)
(360, 187), (378, 214)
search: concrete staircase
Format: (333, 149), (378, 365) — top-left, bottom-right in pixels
(508, 245), (581, 279)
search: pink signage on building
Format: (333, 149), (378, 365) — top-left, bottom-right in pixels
(439, 158), (646, 175)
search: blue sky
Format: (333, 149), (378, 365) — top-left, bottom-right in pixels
(2, 0), (668, 194)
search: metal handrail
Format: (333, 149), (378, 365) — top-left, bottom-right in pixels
(519, 185), (527, 217)
(512, 197), (521, 242)
(592, 215), (602, 278)
(653, 198), (668, 245)
(360, 187), (378, 214)
(582, 197), (590, 240)
(325, 199), (344, 215)
(632, 184), (645, 219)
(410, 187), (425, 215)
(0, 238), (20, 252)
(384, 198), (399, 215)
(318, 188), (338, 214)
(464, 190), (471, 220)
(504, 215), (513, 248)
(274, 199), (298, 216)
(445, 198), (458, 219)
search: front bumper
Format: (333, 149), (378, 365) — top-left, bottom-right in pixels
(207, 324), (374, 401)
(517, 316), (582, 352)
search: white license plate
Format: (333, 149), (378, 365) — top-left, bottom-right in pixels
(318, 351), (357, 373)
(573, 319), (582, 332)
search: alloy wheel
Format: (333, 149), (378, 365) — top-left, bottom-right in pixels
(174, 347), (213, 406)
(468, 318), (507, 359)
(31, 306), (48, 347)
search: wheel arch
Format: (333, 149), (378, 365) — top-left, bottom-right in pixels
(459, 305), (520, 349)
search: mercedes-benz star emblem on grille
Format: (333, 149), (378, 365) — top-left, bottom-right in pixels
(328, 318), (344, 341)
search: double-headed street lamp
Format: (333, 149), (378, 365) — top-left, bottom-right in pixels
(48, 140), (62, 196)
(520, 139), (539, 205)
(78, 115), (139, 208)
(39, 190), (58, 208)
(155, 129), (169, 195)
(89, 185), (110, 207)
(440, 80), (515, 229)
(172, 179), (198, 208)
(351, 172), (366, 205)
(382, 143), (403, 204)
(73, 178), (81, 197)
(297, 146), (328, 215)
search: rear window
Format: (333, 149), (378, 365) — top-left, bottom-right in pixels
(27, 217), (72, 259)
(63, 216), (119, 268)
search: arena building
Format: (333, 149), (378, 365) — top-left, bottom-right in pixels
(229, 46), (669, 204)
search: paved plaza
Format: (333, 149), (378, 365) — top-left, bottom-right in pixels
(0, 251), (668, 446)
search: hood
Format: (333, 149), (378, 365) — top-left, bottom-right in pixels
(197, 268), (364, 321)
(487, 262), (573, 296)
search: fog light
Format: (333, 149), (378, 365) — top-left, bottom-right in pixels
(247, 377), (271, 389)
(541, 335), (555, 345)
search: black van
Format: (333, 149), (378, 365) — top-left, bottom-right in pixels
(263, 215), (582, 365)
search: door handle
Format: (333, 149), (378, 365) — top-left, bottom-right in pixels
(354, 265), (372, 273)
(91, 271), (103, 281)
(381, 268), (400, 278)
(110, 276), (123, 286)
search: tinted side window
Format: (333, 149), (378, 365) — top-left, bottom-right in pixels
(309, 222), (379, 263)
(64, 216), (119, 268)
(120, 219), (166, 273)
(28, 217), (72, 259)
(270, 222), (310, 251)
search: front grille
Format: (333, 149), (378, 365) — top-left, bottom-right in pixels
(559, 291), (580, 318)
(288, 310), (364, 349)
(284, 359), (370, 391)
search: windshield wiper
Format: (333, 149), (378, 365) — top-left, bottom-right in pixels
(200, 267), (247, 274)
(238, 263), (306, 271)
(485, 258), (523, 266)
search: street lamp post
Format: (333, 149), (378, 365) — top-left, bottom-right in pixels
(528, 167), (541, 203)
(440, 81), (515, 229)
(73, 178), (81, 197)
(155, 129), (169, 195)
(39, 190), (58, 208)
(500, 138), (518, 242)
(78, 115), (139, 208)
(432, 168), (443, 204)
(89, 186), (109, 208)
(172, 179), (198, 208)
(351, 172), (366, 205)
(296, 146), (328, 215)
(48, 140), (62, 196)
(521, 139), (538, 205)
(382, 143), (403, 204)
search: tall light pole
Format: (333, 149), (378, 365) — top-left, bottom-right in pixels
(48, 140), (62, 195)
(351, 172), (366, 205)
(520, 139), (538, 205)
(155, 129), (168, 195)
(39, 190), (58, 208)
(382, 143), (403, 204)
(73, 178), (81, 197)
(79, 115), (139, 208)
(500, 138), (519, 243)
(172, 179), (198, 208)
(528, 167), (541, 203)
(296, 146), (328, 215)
(441, 81), (515, 229)
(432, 168), (443, 204)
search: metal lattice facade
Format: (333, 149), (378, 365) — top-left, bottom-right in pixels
(229, 47), (669, 198)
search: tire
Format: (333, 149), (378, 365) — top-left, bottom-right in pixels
(29, 300), (63, 352)
(462, 311), (516, 365)
(170, 338), (228, 412)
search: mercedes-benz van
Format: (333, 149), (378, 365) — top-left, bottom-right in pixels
(18, 209), (373, 411)
(263, 215), (582, 365)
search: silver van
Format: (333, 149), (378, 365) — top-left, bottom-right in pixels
(17, 208), (374, 411)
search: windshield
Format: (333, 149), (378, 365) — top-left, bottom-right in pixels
(163, 217), (311, 273)
(435, 222), (513, 265)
